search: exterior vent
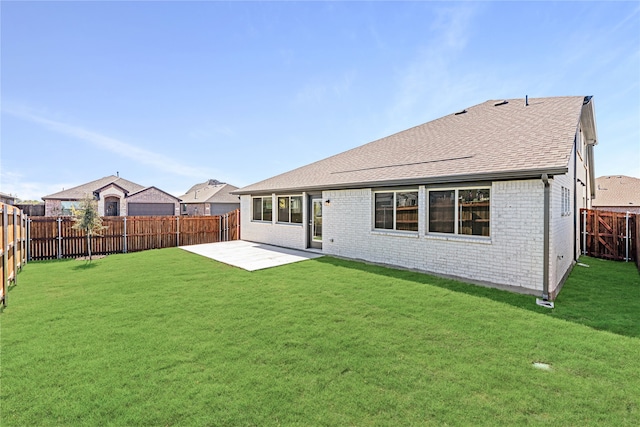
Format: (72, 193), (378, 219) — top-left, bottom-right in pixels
(454, 109), (467, 115)
(583, 95), (593, 105)
(494, 100), (509, 106)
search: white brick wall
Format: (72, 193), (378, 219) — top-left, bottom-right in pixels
(241, 176), (587, 295)
(322, 180), (546, 293)
(240, 194), (308, 249)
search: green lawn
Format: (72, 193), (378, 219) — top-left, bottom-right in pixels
(1, 249), (639, 426)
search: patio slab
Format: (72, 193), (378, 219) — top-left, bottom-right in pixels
(179, 240), (323, 271)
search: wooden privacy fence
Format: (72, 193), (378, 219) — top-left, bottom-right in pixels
(28, 209), (240, 261)
(1, 203), (28, 306)
(580, 209), (638, 265)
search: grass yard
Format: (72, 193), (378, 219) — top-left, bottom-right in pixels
(1, 249), (639, 426)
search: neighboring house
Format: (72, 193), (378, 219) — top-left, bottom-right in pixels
(592, 175), (640, 214)
(179, 179), (240, 216)
(0, 192), (17, 205)
(42, 175), (181, 216)
(235, 96), (598, 300)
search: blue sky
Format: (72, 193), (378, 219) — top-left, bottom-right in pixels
(1, 1), (639, 201)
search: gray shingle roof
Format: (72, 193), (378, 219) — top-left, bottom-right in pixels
(179, 182), (240, 204)
(236, 96), (589, 194)
(42, 175), (146, 200)
(593, 176), (640, 208)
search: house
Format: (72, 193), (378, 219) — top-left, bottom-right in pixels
(235, 96), (598, 300)
(0, 192), (17, 205)
(179, 179), (240, 216)
(592, 175), (640, 214)
(42, 175), (181, 217)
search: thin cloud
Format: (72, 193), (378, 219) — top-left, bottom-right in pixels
(387, 4), (482, 126)
(4, 108), (213, 179)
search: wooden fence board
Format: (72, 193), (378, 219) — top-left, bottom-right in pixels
(27, 210), (240, 261)
(581, 209), (637, 263)
(1, 203), (27, 306)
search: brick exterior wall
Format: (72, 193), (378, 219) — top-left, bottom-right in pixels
(322, 182), (546, 294)
(241, 180), (570, 294)
(240, 194), (309, 250)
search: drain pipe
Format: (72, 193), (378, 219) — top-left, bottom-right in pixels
(542, 174), (551, 301)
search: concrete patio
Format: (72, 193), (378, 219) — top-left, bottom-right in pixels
(179, 240), (322, 271)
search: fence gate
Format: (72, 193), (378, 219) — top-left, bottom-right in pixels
(581, 209), (637, 262)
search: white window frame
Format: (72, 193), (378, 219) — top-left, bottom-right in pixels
(276, 195), (303, 224)
(427, 186), (491, 237)
(561, 186), (571, 216)
(372, 189), (419, 232)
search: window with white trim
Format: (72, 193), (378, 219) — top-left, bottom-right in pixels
(561, 186), (571, 216)
(277, 196), (303, 224)
(428, 188), (490, 236)
(252, 196), (272, 222)
(374, 190), (418, 231)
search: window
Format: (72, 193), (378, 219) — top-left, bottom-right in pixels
(60, 201), (80, 216)
(561, 186), (571, 216)
(277, 196), (303, 224)
(374, 191), (418, 231)
(428, 188), (490, 237)
(252, 196), (273, 222)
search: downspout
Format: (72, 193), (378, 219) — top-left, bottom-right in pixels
(573, 136), (578, 261)
(542, 174), (550, 300)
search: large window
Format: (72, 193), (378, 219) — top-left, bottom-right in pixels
(252, 196), (273, 222)
(277, 196), (303, 224)
(428, 188), (490, 237)
(374, 191), (418, 232)
(60, 201), (80, 216)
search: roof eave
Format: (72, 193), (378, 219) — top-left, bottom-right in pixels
(233, 167), (569, 195)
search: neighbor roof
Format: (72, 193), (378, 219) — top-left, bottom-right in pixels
(593, 176), (640, 208)
(42, 175), (146, 200)
(236, 96), (596, 194)
(179, 181), (239, 204)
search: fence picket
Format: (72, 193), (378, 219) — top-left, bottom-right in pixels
(26, 210), (240, 261)
(581, 208), (638, 264)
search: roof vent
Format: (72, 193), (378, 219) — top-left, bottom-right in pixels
(494, 100), (509, 106)
(454, 109), (467, 115)
(583, 95), (593, 105)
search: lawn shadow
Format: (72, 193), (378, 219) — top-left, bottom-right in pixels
(72, 261), (99, 271)
(313, 256), (640, 339)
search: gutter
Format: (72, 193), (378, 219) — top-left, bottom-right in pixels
(232, 167), (569, 196)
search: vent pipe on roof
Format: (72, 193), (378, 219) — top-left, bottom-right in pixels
(525, 95), (529, 106)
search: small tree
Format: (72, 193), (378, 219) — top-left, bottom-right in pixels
(71, 195), (107, 261)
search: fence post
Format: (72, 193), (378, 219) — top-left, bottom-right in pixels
(2, 206), (7, 306)
(123, 217), (127, 253)
(21, 213), (26, 267)
(57, 217), (62, 259)
(27, 217), (31, 262)
(625, 212), (630, 262)
(582, 209), (587, 255)
(176, 216), (180, 247)
(13, 210), (18, 286)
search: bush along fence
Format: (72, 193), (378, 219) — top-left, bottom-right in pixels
(580, 209), (638, 268)
(1, 203), (28, 306)
(28, 209), (240, 261)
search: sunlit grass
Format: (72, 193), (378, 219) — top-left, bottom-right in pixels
(1, 249), (638, 426)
